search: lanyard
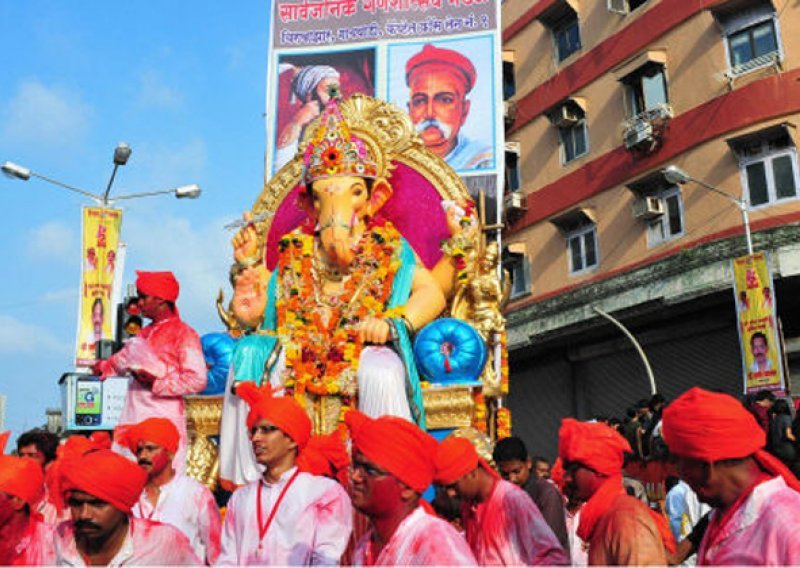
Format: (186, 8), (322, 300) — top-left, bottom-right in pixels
(256, 469), (301, 550)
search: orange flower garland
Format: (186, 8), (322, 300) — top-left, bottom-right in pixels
(275, 221), (404, 404)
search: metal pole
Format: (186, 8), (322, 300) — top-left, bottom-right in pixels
(739, 200), (754, 255)
(102, 163), (120, 206)
(592, 306), (657, 395)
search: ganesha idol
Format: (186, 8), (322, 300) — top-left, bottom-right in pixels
(217, 92), (486, 488)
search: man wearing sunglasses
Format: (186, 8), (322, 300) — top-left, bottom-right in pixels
(559, 418), (671, 565)
(95, 270), (207, 474)
(345, 411), (476, 566)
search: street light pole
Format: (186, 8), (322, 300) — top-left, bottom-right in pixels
(2, 143), (201, 204)
(663, 165), (753, 255)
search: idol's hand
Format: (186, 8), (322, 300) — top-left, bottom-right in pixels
(358, 317), (392, 345)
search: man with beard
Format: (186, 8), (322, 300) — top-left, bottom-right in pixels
(405, 43), (492, 170)
(218, 382), (352, 565)
(436, 436), (568, 565)
(53, 449), (199, 565)
(117, 417), (221, 564)
(345, 410), (476, 566)
(0, 455), (54, 565)
(662, 387), (800, 565)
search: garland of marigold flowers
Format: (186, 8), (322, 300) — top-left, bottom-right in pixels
(275, 220), (405, 405)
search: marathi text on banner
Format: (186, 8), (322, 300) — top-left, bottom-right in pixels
(732, 252), (784, 394)
(75, 207), (123, 368)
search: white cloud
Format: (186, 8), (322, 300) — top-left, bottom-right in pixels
(1, 80), (92, 147)
(25, 220), (76, 263)
(123, 214), (233, 334)
(40, 288), (79, 304)
(137, 70), (184, 110)
(129, 138), (208, 191)
(0, 314), (72, 355)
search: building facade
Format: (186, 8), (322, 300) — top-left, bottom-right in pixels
(501, 0), (800, 457)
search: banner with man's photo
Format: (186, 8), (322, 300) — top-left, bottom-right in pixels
(75, 207), (123, 368)
(732, 252), (784, 394)
(266, 0), (503, 225)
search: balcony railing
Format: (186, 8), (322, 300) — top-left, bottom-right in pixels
(621, 103), (674, 133)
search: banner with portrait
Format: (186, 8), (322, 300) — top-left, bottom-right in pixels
(266, 0), (503, 225)
(75, 207), (123, 368)
(732, 252), (784, 394)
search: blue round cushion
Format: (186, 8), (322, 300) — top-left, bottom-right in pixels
(200, 332), (236, 395)
(413, 318), (487, 385)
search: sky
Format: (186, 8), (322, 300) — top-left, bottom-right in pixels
(0, 2), (271, 441)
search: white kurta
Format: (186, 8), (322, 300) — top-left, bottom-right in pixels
(217, 467), (353, 565)
(132, 474), (222, 564)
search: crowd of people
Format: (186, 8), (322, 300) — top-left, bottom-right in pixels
(3, 384), (800, 565)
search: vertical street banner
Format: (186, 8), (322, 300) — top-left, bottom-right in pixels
(265, 0), (503, 224)
(75, 207), (123, 368)
(732, 252), (784, 394)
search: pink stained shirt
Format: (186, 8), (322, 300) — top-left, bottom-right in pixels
(8, 517), (56, 566)
(352, 506), (477, 566)
(463, 479), (570, 566)
(54, 516), (201, 566)
(698, 476), (800, 565)
(104, 315), (206, 472)
(133, 474), (221, 564)
(217, 467), (353, 565)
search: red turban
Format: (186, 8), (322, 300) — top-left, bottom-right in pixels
(662, 387), (800, 491)
(434, 436), (498, 486)
(558, 418), (631, 476)
(296, 432), (350, 486)
(136, 270), (179, 303)
(236, 382), (311, 450)
(405, 44), (476, 92)
(345, 410), (438, 493)
(89, 431), (112, 450)
(60, 450), (147, 514)
(0, 456), (44, 507)
(115, 417), (179, 455)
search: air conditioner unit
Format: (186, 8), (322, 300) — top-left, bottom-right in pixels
(554, 105), (581, 128)
(632, 196), (664, 219)
(504, 192), (526, 214)
(624, 119), (654, 149)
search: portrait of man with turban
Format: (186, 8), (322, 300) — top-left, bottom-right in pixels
(389, 37), (495, 172)
(273, 49), (376, 171)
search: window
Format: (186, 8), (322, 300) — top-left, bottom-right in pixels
(716, 2), (781, 76)
(739, 138), (799, 208)
(502, 51), (516, 100)
(550, 101), (588, 164)
(608, 0), (648, 15)
(505, 142), (521, 193)
(623, 63), (668, 118)
(538, 1), (581, 64)
(567, 224), (598, 274)
(553, 14), (581, 63)
(647, 187), (684, 246)
(560, 120), (588, 164)
(503, 248), (531, 299)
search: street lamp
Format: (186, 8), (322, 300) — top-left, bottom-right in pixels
(662, 164), (753, 255)
(2, 142), (201, 205)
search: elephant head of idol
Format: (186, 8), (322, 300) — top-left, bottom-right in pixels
(297, 91), (392, 270)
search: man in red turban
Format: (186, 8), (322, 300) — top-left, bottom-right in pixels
(405, 43), (492, 170)
(53, 449), (199, 565)
(0, 455), (55, 565)
(558, 418), (672, 565)
(434, 436), (568, 565)
(218, 382), (352, 565)
(95, 270), (206, 474)
(661, 387), (800, 565)
(343, 410), (477, 566)
(116, 417), (221, 564)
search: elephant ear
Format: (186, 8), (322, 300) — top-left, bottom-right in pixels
(369, 178), (393, 216)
